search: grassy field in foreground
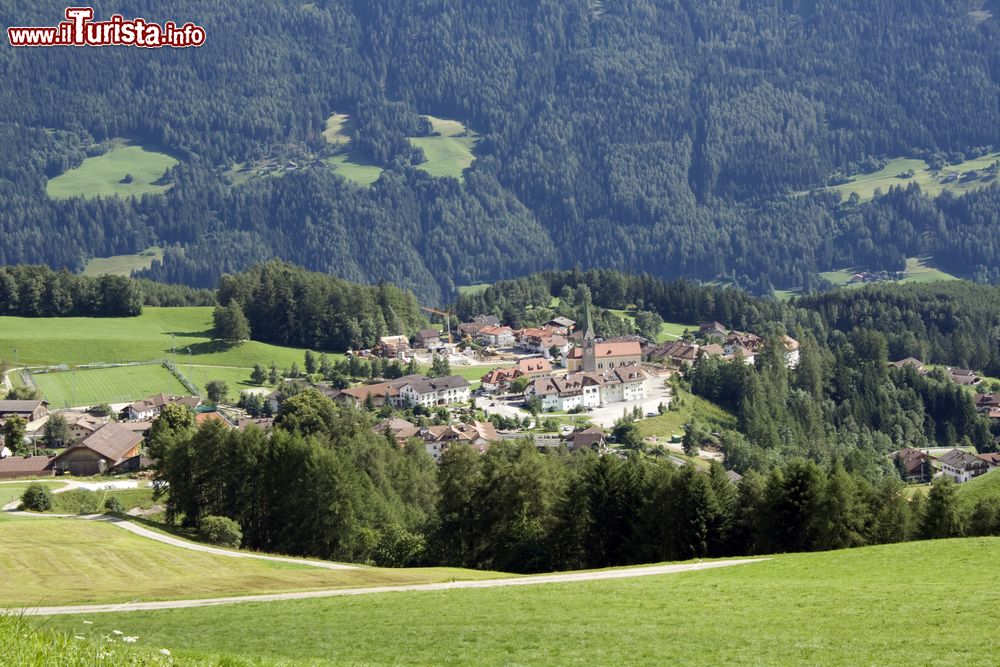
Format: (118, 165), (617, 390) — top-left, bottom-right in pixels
(44, 538), (1000, 665)
(46, 142), (179, 200)
(408, 115), (479, 180)
(0, 307), (310, 369)
(82, 247), (163, 277)
(0, 517), (502, 607)
(821, 153), (1000, 202)
(31, 364), (187, 408)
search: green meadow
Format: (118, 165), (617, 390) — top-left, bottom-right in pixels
(0, 307), (312, 371)
(321, 112), (386, 186)
(42, 537), (1000, 665)
(637, 388), (737, 443)
(819, 257), (959, 289)
(82, 247), (163, 277)
(31, 364), (188, 408)
(0, 516), (499, 608)
(821, 153), (1000, 203)
(46, 142), (178, 199)
(408, 115), (479, 180)
(609, 308), (694, 342)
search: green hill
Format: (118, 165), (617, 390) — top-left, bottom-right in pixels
(43, 537), (1000, 665)
(958, 471), (1000, 508)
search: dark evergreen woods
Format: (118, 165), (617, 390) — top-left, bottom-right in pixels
(149, 391), (987, 572)
(2, 2), (1000, 300)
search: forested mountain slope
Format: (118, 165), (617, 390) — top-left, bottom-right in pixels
(2, 1), (999, 302)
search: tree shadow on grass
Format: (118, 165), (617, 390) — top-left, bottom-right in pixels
(166, 340), (237, 357)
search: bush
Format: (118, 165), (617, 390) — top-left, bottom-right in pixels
(104, 496), (125, 513)
(21, 483), (53, 512)
(201, 515), (243, 547)
(59, 489), (99, 514)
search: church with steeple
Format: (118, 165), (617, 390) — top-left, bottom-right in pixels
(565, 302), (642, 373)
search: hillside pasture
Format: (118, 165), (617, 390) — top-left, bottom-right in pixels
(408, 115), (479, 180)
(82, 247), (163, 277)
(46, 142), (178, 200)
(30, 364), (188, 408)
(0, 307), (310, 370)
(820, 257), (959, 289)
(44, 538), (1000, 665)
(0, 517), (501, 607)
(822, 153), (1000, 203)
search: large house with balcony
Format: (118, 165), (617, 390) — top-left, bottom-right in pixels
(396, 376), (471, 407)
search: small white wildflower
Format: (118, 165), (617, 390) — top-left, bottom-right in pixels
(123, 636), (137, 643)
(74, 635), (85, 640)
(112, 630), (123, 636)
(160, 649), (171, 656)
(83, 620), (93, 625)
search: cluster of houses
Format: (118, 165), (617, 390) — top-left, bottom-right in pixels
(645, 322), (800, 370)
(375, 416), (611, 462)
(378, 314), (580, 361)
(892, 446), (1000, 485)
(320, 374), (473, 410)
(0, 394), (272, 480)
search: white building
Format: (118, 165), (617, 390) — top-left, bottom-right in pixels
(396, 376), (471, 408)
(525, 366), (652, 413)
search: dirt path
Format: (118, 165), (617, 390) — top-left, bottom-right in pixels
(13, 558), (768, 616)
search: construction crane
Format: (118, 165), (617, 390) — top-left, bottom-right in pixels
(420, 306), (453, 345)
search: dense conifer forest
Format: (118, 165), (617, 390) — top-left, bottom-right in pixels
(2, 1), (999, 301)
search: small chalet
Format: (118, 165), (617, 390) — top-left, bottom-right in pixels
(376, 417), (500, 461)
(891, 358), (926, 372)
(0, 400), (49, 422)
(948, 368), (980, 387)
(566, 427), (607, 451)
(698, 322), (729, 341)
(545, 317), (576, 334)
(54, 422), (144, 476)
(416, 329), (444, 350)
(937, 448), (990, 483)
(63, 413), (109, 444)
(891, 447), (933, 484)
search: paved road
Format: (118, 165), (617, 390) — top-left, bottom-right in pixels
(12, 558), (768, 616)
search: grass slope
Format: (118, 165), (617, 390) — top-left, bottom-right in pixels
(46, 143), (178, 200)
(637, 388), (737, 442)
(408, 116), (479, 180)
(31, 364), (187, 408)
(83, 248), (163, 277)
(44, 538), (1000, 665)
(608, 308), (694, 343)
(822, 153), (1000, 203)
(0, 517), (502, 607)
(0, 307), (311, 370)
(957, 470), (1000, 508)
(0, 481), (64, 522)
(820, 257), (959, 289)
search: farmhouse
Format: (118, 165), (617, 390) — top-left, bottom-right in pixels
(566, 427), (607, 452)
(396, 376), (471, 407)
(948, 368), (980, 387)
(480, 367), (520, 394)
(891, 447), (934, 484)
(937, 448), (991, 484)
(416, 329), (444, 350)
(63, 412), (110, 444)
(124, 394), (200, 421)
(545, 317), (576, 334)
(0, 400), (49, 422)
(891, 358), (926, 372)
(459, 315), (501, 337)
(53, 422), (143, 476)
(698, 322), (729, 341)
(647, 341), (700, 367)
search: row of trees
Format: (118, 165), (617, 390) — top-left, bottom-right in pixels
(148, 391), (990, 572)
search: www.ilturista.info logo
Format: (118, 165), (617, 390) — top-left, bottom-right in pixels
(7, 7), (205, 48)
